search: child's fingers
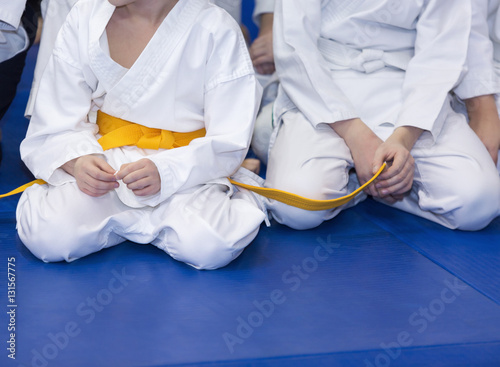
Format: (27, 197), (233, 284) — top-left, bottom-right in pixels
(132, 185), (158, 197)
(375, 166), (414, 196)
(89, 157), (117, 182)
(378, 174), (413, 196)
(115, 159), (154, 181)
(252, 53), (274, 67)
(126, 176), (161, 196)
(372, 147), (389, 175)
(120, 170), (145, 185)
(114, 159), (160, 196)
(115, 162), (137, 181)
(92, 168), (117, 183)
(95, 157), (116, 174)
(79, 180), (117, 197)
(258, 62), (275, 75)
(250, 43), (266, 58)
(376, 151), (407, 180)
(124, 176), (151, 191)
(375, 159), (413, 189)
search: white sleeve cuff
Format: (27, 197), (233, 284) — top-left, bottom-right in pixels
(0, 1), (27, 30)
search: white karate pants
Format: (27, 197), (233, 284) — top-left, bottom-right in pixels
(266, 108), (500, 231)
(16, 171), (266, 270)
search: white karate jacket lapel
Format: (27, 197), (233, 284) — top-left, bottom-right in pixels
(87, 0), (207, 121)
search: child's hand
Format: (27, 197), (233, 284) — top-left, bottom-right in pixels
(372, 141), (415, 203)
(62, 155), (119, 197)
(250, 13), (275, 75)
(469, 116), (500, 165)
(330, 118), (383, 198)
(466, 95), (500, 165)
(250, 32), (275, 75)
(115, 158), (161, 196)
(372, 126), (422, 203)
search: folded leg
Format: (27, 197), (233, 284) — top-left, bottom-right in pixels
(17, 174), (266, 268)
(382, 112), (500, 230)
(265, 109), (365, 230)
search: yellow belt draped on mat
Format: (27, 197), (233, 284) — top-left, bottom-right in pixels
(0, 111), (386, 209)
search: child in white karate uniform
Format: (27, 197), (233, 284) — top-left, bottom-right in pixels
(266, 0), (500, 231)
(24, 0), (275, 172)
(17, 0), (267, 269)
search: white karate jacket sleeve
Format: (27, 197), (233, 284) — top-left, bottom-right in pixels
(0, 0), (29, 62)
(21, 5), (101, 185)
(455, 0), (499, 100)
(0, 0), (27, 30)
(395, 0), (471, 135)
(488, 0), (500, 60)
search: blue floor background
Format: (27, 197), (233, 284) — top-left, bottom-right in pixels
(1, 1), (500, 366)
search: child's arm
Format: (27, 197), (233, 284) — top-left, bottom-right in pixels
(395, 0), (471, 139)
(329, 118), (383, 198)
(249, 12), (274, 75)
(466, 95), (500, 164)
(329, 119), (420, 202)
(0, 0), (26, 32)
(455, 0), (497, 102)
(362, 0), (471, 201)
(454, 0), (500, 164)
(21, 3), (103, 186)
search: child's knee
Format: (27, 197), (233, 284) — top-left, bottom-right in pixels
(191, 236), (253, 270)
(17, 222), (71, 262)
(16, 192), (77, 262)
(269, 201), (333, 230)
(162, 224), (259, 270)
(449, 174), (500, 231)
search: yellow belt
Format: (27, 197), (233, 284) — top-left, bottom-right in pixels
(96, 111), (206, 150)
(1, 112), (386, 209)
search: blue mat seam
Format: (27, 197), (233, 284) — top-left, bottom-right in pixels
(144, 340), (500, 367)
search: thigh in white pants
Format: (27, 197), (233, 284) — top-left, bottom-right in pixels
(384, 112), (500, 231)
(266, 109), (365, 230)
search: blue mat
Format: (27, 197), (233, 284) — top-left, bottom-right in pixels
(1, 15), (500, 367)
